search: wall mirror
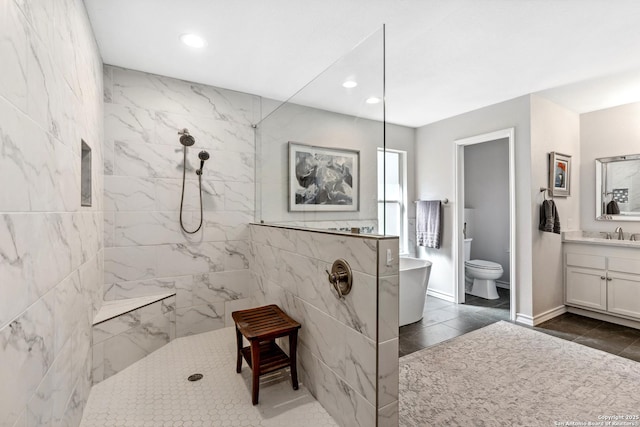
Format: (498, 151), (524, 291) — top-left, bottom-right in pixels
(596, 154), (640, 221)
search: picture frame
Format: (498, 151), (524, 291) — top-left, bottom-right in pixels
(288, 142), (359, 212)
(549, 152), (571, 197)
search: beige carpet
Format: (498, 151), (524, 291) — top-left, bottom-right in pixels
(399, 321), (640, 427)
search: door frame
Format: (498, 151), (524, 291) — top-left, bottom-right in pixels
(453, 128), (516, 321)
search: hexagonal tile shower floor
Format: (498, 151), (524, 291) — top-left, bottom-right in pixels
(81, 327), (337, 427)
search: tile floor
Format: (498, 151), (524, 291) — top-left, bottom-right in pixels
(534, 312), (640, 362)
(81, 327), (337, 427)
(399, 288), (640, 363)
(399, 288), (510, 357)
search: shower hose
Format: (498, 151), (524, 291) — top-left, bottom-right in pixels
(179, 146), (205, 234)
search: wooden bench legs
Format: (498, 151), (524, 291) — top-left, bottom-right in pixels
(289, 331), (299, 390)
(232, 305), (301, 405)
(250, 341), (261, 404)
(234, 327), (299, 405)
(235, 326), (243, 374)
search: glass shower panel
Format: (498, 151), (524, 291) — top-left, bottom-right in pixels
(256, 27), (386, 234)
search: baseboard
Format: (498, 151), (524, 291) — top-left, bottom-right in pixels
(533, 305), (567, 325)
(515, 313), (534, 326)
(515, 306), (567, 327)
(426, 288), (455, 303)
(496, 280), (510, 290)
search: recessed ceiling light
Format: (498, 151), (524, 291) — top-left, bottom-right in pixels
(342, 80), (358, 89)
(180, 33), (206, 48)
(366, 97), (381, 104)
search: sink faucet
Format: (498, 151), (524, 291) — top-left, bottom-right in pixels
(631, 234), (639, 241)
(615, 226), (624, 240)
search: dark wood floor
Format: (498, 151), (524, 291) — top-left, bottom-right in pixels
(399, 288), (640, 362)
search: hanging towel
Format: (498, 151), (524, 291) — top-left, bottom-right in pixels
(539, 200), (553, 233)
(552, 202), (561, 234)
(606, 200), (620, 214)
(539, 200), (561, 234)
(416, 200), (442, 249)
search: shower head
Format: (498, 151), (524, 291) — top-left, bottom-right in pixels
(178, 128), (195, 147)
(196, 150), (210, 176)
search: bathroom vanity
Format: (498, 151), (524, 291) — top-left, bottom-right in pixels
(563, 231), (640, 328)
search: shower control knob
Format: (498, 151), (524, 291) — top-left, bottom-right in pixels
(325, 259), (353, 299)
(325, 270), (343, 298)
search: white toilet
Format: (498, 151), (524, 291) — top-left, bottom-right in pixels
(464, 238), (503, 300)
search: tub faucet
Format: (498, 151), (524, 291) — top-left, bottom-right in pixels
(615, 226), (624, 240)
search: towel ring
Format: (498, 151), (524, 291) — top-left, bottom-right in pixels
(540, 187), (553, 200)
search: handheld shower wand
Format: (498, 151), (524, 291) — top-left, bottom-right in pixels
(196, 150), (210, 175)
(177, 129), (210, 234)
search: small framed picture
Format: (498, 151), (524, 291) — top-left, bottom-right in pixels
(288, 142), (359, 212)
(549, 152), (571, 197)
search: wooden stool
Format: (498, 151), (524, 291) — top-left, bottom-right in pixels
(231, 304), (301, 405)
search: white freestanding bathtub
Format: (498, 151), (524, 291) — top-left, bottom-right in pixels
(399, 257), (432, 327)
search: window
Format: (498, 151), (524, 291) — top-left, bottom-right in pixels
(378, 148), (407, 253)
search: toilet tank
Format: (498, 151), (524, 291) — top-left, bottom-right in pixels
(464, 238), (472, 262)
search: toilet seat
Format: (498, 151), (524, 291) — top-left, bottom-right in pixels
(465, 259), (502, 270)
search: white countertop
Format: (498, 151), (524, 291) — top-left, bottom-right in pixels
(562, 230), (640, 248)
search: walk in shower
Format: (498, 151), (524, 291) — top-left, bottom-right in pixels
(87, 23), (400, 427)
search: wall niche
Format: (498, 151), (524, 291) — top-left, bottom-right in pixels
(81, 140), (92, 207)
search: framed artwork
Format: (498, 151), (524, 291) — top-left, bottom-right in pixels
(288, 142), (359, 212)
(549, 152), (571, 197)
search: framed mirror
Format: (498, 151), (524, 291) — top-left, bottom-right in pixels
(596, 154), (640, 221)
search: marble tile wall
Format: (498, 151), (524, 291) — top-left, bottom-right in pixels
(249, 224), (399, 427)
(377, 239), (400, 427)
(0, 0), (104, 425)
(92, 295), (176, 383)
(103, 65), (259, 338)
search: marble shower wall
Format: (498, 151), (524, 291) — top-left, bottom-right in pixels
(103, 65), (259, 337)
(0, 0), (104, 425)
(92, 295), (176, 383)
(249, 224), (399, 427)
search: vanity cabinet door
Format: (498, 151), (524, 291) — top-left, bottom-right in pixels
(607, 272), (640, 319)
(566, 266), (607, 311)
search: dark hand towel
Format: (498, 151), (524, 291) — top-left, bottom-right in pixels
(606, 200), (620, 214)
(539, 200), (561, 234)
(539, 200), (554, 232)
(416, 200), (442, 249)
(552, 202), (561, 234)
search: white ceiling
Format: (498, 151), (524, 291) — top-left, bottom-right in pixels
(84, 0), (640, 128)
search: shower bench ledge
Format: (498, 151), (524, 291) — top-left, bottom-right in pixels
(91, 292), (177, 384)
(93, 292), (176, 326)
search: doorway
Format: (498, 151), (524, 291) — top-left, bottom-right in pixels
(454, 128), (516, 321)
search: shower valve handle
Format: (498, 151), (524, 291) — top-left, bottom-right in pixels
(325, 270), (344, 298)
(324, 259), (353, 299)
